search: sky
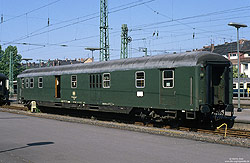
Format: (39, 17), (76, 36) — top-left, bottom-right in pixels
(0, 0), (250, 62)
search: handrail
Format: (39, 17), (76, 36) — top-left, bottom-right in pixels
(217, 123), (228, 138)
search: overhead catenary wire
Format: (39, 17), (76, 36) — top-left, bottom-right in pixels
(16, 30), (122, 53)
(3, 1), (250, 60)
(2, 0), (156, 46)
(130, 14), (250, 33)
(131, 5), (250, 30)
(18, 25), (246, 55)
(140, 3), (250, 40)
(1, 0), (62, 24)
(4, 0), (248, 47)
(57, 7), (250, 53)
(127, 2), (247, 55)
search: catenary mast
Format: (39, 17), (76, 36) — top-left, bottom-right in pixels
(100, 0), (109, 61)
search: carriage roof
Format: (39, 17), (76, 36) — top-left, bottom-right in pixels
(18, 51), (229, 78)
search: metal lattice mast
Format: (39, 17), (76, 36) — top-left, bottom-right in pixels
(9, 51), (14, 97)
(121, 24), (128, 59)
(100, 0), (109, 61)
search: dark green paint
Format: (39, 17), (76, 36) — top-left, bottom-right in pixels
(18, 65), (206, 112)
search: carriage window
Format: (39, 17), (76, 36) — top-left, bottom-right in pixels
(99, 74), (102, 88)
(96, 75), (99, 88)
(247, 83), (250, 88)
(103, 73), (110, 88)
(71, 75), (77, 88)
(21, 78), (25, 88)
(25, 78), (29, 88)
(163, 70), (174, 88)
(89, 74), (102, 88)
(89, 75), (92, 88)
(30, 78), (34, 88)
(135, 71), (145, 88)
(38, 77), (43, 88)
(233, 84), (236, 89)
(240, 83), (244, 89)
(95, 74), (102, 88)
(92, 75), (95, 88)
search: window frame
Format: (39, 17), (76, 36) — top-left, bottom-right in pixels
(25, 78), (29, 88)
(30, 77), (34, 88)
(162, 70), (174, 88)
(89, 75), (92, 88)
(103, 73), (111, 88)
(99, 74), (102, 88)
(21, 78), (25, 89)
(38, 77), (43, 88)
(135, 71), (145, 88)
(96, 75), (99, 88)
(92, 75), (95, 88)
(71, 75), (77, 88)
(245, 64), (248, 70)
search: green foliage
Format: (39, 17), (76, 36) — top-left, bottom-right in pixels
(233, 65), (248, 78)
(0, 45), (24, 80)
(233, 66), (238, 78)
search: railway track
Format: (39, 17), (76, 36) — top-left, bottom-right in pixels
(133, 121), (250, 139)
(2, 104), (250, 139)
(178, 127), (250, 139)
(134, 123), (250, 139)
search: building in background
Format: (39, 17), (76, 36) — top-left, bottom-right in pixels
(202, 39), (250, 77)
(21, 58), (93, 69)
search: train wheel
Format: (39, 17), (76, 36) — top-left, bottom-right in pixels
(139, 112), (151, 125)
(168, 119), (180, 129)
(209, 120), (217, 130)
(225, 119), (234, 129)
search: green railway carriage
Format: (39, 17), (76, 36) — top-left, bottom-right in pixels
(17, 51), (235, 127)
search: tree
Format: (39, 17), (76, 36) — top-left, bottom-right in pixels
(233, 65), (248, 78)
(0, 45), (24, 80)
